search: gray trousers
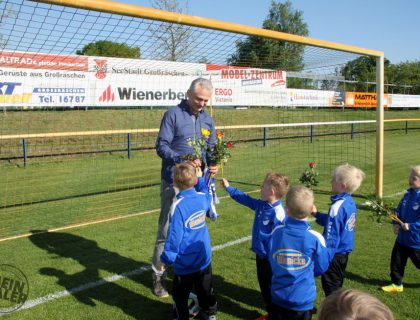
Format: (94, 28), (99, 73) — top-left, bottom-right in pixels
(152, 179), (176, 273)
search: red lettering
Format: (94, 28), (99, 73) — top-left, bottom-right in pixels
(215, 88), (233, 96)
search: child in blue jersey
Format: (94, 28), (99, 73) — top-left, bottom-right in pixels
(382, 165), (420, 293)
(161, 162), (217, 320)
(265, 186), (330, 320)
(221, 173), (289, 319)
(312, 164), (365, 296)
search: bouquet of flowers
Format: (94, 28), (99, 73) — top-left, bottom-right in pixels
(208, 130), (234, 167)
(183, 128), (211, 162)
(364, 196), (404, 225)
(299, 162), (319, 188)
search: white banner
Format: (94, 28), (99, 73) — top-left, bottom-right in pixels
(388, 94), (420, 108)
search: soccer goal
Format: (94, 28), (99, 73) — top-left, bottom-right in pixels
(0, 0), (402, 240)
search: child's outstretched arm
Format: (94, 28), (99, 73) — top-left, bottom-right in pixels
(221, 178), (259, 210)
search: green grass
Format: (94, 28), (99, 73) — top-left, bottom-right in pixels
(0, 108), (419, 318)
(0, 189), (418, 319)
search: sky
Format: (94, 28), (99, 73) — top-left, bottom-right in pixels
(124, 0), (420, 64)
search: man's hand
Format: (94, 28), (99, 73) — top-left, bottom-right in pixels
(221, 178), (229, 189)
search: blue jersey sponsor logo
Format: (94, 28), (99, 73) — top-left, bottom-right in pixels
(345, 213), (356, 231)
(185, 210), (206, 230)
(273, 249), (311, 271)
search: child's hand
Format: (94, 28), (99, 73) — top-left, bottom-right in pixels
(221, 178), (229, 189)
(401, 223), (410, 231)
(393, 223), (401, 235)
(196, 166), (203, 177)
(192, 158), (202, 168)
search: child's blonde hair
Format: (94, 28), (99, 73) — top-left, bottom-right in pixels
(411, 165), (420, 177)
(318, 289), (394, 320)
(174, 162), (197, 190)
(264, 172), (289, 198)
(333, 164), (365, 194)
(285, 186), (314, 219)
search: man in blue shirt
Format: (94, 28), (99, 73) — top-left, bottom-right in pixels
(152, 78), (218, 297)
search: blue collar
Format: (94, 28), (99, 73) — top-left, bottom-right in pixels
(286, 217), (310, 229)
(177, 187), (197, 198)
(331, 192), (350, 202)
(179, 99), (203, 117)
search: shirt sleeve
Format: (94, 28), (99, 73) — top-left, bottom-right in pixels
(325, 207), (346, 257)
(156, 111), (182, 163)
(313, 237), (331, 276)
(226, 186), (259, 210)
(314, 211), (328, 226)
(160, 207), (184, 266)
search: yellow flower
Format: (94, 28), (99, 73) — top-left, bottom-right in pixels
(201, 128), (211, 138)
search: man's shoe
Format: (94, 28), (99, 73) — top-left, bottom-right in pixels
(255, 313), (269, 320)
(381, 283), (403, 293)
(152, 272), (169, 297)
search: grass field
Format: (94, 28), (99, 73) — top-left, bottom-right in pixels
(0, 108), (419, 319)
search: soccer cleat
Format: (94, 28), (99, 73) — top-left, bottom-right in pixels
(152, 273), (169, 297)
(255, 313), (269, 320)
(381, 283), (403, 293)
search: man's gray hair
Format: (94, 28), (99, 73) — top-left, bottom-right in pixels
(189, 78), (213, 93)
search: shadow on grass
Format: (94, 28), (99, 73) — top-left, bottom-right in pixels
(213, 274), (263, 319)
(346, 271), (420, 289)
(162, 270), (263, 319)
(29, 231), (170, 320)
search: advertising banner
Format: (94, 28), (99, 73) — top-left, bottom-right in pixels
(287, 89), (334, 107)
(206, 64), (288, 106)
(345, 92), (389, 108)
(388, 94), (420, 108)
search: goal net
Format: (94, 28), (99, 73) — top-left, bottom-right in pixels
(0, 0), (400, 240)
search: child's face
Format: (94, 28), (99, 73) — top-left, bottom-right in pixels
(260, 180), (273, 201)
(409, 171), (420, 189)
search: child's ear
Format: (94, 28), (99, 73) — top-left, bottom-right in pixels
(194, 177), (198, 185)
(285, 205), (290, 215)
(271, 187), (276, 196)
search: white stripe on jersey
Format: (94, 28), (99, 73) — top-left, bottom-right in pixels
(309, 229), (327, 247)
(328, 199), (345, 218)
(169, 197), (183, 217)
(274, 205), (286, 223)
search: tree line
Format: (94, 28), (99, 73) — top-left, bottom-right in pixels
(76, 0), (419, 95)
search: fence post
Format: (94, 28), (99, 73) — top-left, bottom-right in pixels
(263, 127), (267, 147)
(351, 123), (355, 139)
(405, 121), (408, 134)
(310, 125), (314, 143)
(22, 139), (27, 167)
(127, 133), (131, 159)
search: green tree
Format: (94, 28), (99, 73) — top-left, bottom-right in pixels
(387, 60), (420, 94)
(76, 40), (140, 58)
(228, 0), (309, 71)
(149, 0), (193, 61)
(339, 56), (420, 94)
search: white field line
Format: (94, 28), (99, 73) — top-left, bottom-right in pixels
(7, 236), (253, 314)
(1, 188), (402, 243)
